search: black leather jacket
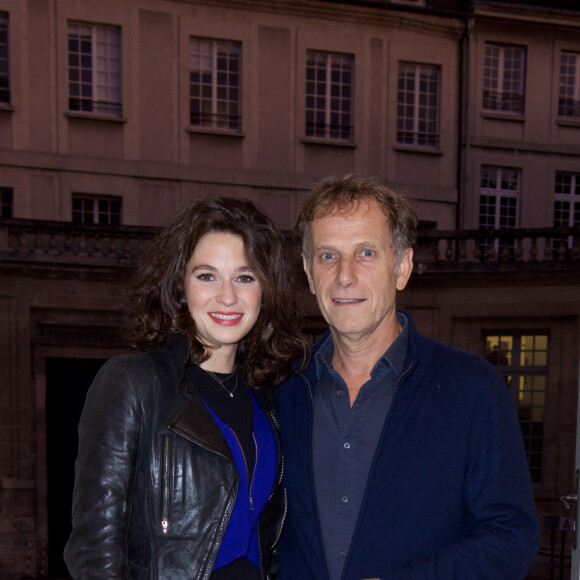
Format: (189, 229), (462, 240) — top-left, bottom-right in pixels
(64, 335), (286, 579)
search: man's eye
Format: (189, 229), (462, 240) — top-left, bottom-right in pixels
(321, 253), (334, 261)
(361, 249), (374, 257)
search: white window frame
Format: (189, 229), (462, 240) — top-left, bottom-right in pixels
(189, 38), (241, 131)
(305, 50), (354, 142)
(68, 22), (122, 116)
(72, 194), (121, 225)
(0, 12), (9, 105)
(483, 43), (526, 114)
(559, 51), (580, 118)
(479, 165), (520, 230)
(485, 331), (549, 487)
(554, 172), (580, 252)
(396, 62), (440, 148)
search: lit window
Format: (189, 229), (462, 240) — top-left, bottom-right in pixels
(189, 38), (241, 131)
(0, 13), (9, 104)
(1, 187), (12, 217)
(72, 195), (121, 225)
(68, 22), (122, 116)
(305, 51), (354, 141)
(396, 62), (440, 147)
(485, 332), (548, 485)
(559, 51), (580, 118)
(483, 44), (525, 114)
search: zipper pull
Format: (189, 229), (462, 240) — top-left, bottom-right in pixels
(162, 519), (168, 534)
(249, 495), (255, 511)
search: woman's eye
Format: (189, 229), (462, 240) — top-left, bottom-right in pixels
(238, 275), (256, 284)
(196, 273), (214, 281)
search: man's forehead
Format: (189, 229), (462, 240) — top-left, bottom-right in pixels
(312, 198), (388, 225)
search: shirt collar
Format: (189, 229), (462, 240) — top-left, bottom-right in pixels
(314, 311), (409, 380)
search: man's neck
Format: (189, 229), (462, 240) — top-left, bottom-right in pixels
(330, 317), (402, 406)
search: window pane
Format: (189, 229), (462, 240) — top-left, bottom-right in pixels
(305, 51), (353, 141)
(189, 38), (241, 130)
(73, 195), (122, 225)
(397, 62), (440, 147)
(0, 13), (9, 104)
(68, 22), (122, 116)
(0, 186), (13, 217)
(486, 332), (548, 485)
(483, 44), (525, 113)
(559, 52), (580, 117)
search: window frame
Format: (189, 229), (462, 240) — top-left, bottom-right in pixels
(72, 194), (122, 226)
(0, 12), (9, 105)
(396, 61), (441, 148)
(479, 165), (521, 230)
(305, 50), (354, 143)
(484, 331), (549, 487)
(558, 51), (580, 118)
(67, 21), (122, 117)
(483, 43), (526, 114)
(0, 186), (13, 218)
(189, 37), (242, 132)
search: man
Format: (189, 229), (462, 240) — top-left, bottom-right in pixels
(276, 175), (540, 580)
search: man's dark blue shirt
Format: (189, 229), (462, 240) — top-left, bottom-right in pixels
(312, 313), (409, 580)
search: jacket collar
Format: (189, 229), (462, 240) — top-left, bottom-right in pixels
(303, 310), (421, 395)
(165, 334), (234, 462)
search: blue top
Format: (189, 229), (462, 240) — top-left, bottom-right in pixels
(203, 392), (277, 571)
(313, 313), (409, 580)
(276, 311), (540, 580)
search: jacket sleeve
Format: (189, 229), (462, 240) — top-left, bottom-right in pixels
(381, 366), (541, 580)
(64, 358), (144, 579)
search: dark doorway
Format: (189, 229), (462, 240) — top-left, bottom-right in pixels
(46, 357), (106, 579)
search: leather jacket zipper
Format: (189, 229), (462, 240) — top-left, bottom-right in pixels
(230, 428), (255, 510)
(161, 435), (170, 534)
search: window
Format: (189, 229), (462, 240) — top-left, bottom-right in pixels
(479, 166), (520, 260)
(483, 44), (525, 114)
(559, 51), (580, 118)
(0, 187), (12, 217)
(189, 38), (241, 131)
(554, 172), (580, 254)
(485, 332), (548, 485)
(305, 51), (354, 141)
(0, 13), (9, 104)
(68, 22), (122, 116)
(479, 166), (520, 230)
(72, 195), (121, 225)
(396, 62), (440, 147)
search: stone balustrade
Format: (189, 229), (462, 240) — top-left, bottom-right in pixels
(0, 219), (159, 268)
(0, 219), (579, 273)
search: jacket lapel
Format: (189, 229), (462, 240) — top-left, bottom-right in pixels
(168, 389), (234, 463)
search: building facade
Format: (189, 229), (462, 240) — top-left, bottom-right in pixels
(0, 0), (579, 577)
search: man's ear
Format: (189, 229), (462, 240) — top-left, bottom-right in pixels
(302, 253), (316, 295)
(396, 248), (414, 291)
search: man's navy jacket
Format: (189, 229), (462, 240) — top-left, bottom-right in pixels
(275, 312), (540, 580)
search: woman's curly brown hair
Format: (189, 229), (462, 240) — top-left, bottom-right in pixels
(125, 197), (309, 389)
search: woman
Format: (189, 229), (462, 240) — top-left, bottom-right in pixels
(64, 197), (309, 579)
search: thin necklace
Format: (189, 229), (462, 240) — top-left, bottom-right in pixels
(202, 366), (239, 398)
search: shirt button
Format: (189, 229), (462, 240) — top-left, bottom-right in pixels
(342, 496), (348, 503)
(343, 442), (351, 449)
(341, 548), (348, 556)
(336, 390), (343, 398)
